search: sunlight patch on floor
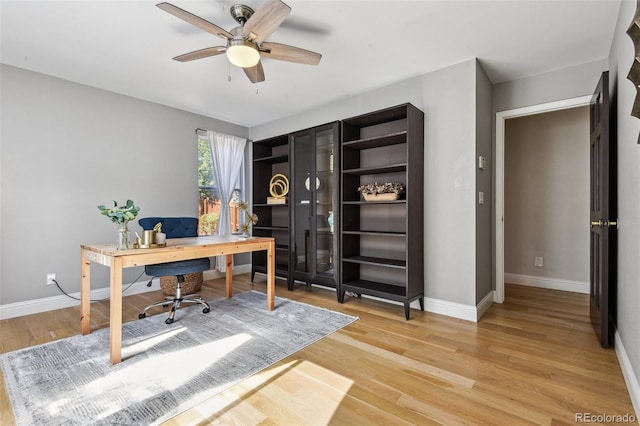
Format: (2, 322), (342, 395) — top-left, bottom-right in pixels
(174, 359), (354, 425)
(46, 332), (252, 420)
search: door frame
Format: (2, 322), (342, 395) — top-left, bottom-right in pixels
(494, 95), (592, 303)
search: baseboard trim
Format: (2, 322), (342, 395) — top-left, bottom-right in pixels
(476, 290), (495, 321)
(203, 264), (250, 281)
(362, 292), (493, 323)
(0, 264), (252, 320)
(339, 291), (483, 323)
(423, 296), (478, 322)
(615, 331), (640, 418)
(504, 273), (589, 294)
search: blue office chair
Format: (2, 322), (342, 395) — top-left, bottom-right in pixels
(137, 217), (211, 324)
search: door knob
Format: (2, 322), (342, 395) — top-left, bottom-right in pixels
(590, 220), (603, 227)
(606, 220), (619, 229)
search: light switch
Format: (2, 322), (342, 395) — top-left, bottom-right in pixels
(478, 155), (486, 170)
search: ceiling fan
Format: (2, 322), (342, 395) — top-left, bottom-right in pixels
(157, 0), (322, 83)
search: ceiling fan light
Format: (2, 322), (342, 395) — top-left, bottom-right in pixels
(226, 41), (260, 68)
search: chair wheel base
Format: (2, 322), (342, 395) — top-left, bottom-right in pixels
(138, 313), (146, 319)
(203, 308), (210, 314)
(165, 317), (174, 324)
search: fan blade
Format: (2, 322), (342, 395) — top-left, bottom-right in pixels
(157, 2), (232, 40)
(242, 0), (291, 44)
(173, 46), (227, 62)
(243, 61), (266, 84)
(260, 42), (321, 65)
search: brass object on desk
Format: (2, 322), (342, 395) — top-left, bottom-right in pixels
(133, 242), (166, 249)
(133, 230), (167, 249)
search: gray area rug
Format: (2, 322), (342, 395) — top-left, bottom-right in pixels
(1, 291), (358, 426)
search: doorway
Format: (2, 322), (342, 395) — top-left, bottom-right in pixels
(495, 95), (592, 303)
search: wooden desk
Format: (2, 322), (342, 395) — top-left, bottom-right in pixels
(81, 236), (275, 364)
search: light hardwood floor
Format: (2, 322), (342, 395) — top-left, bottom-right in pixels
(1, 276), (636, 425)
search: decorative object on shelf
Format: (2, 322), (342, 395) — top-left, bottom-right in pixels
(362, 193), (400, 201)
(357, 182), (404, 201)
(268, 173), (289, 204)
(305, 175), (321, 191)
(626, 0), (640, 142)
(327, 211), (334, 233)
(238, 201), (258, 237)
(97, 199), (140, 250)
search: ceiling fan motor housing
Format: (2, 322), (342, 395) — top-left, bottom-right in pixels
(227, 26), (260, 67)
(230, 4), (254, 24)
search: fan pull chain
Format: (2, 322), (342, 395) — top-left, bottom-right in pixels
(228, 61), (231, 82)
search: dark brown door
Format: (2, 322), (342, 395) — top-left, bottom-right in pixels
(589, 71), (617, 348)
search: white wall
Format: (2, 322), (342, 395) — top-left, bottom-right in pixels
(504, 107), (590, 285)
(251, 59), (480, 307)
(0, 65), (248, 304)
(608, 0), (640, 407)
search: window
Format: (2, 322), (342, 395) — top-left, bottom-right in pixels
(197, 134), (244, 235)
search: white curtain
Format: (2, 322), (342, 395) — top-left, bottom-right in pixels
(208, 131), (247, 272)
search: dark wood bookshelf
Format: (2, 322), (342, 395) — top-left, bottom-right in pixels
(251, 134), (290, 281)
(339, 103), (424, 320)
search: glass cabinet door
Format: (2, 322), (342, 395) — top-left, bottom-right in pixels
(292, 132), (312, 274)
(290, 122), (339, 288)
(315, 128), (335, 277)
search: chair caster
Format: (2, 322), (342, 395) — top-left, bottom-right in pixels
(203, 307), (210, 314)
(165, 317), (174, 324)
(138, 313), (146, 319)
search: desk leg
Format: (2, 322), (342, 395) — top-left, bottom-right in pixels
(80, 249), (91, 335)
(225, 254), (233, 298)
(267, 240), (275, 311)
(110, 257), (123, 364)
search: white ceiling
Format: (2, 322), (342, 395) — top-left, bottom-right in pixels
(1, 0), (622, 127)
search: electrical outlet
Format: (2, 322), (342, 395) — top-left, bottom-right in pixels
(534, 256), (544, 268)
(46, 273), (56, 285)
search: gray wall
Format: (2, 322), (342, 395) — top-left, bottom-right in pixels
(504, 107), (590, 282)
(493, 59), (609, 113)
(608, 0), (640, 394)
(491, 0), (639, 395)
(0, 65), (248, 304)
(475, 61), (493, 304)
(251, 59), (481, 306)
